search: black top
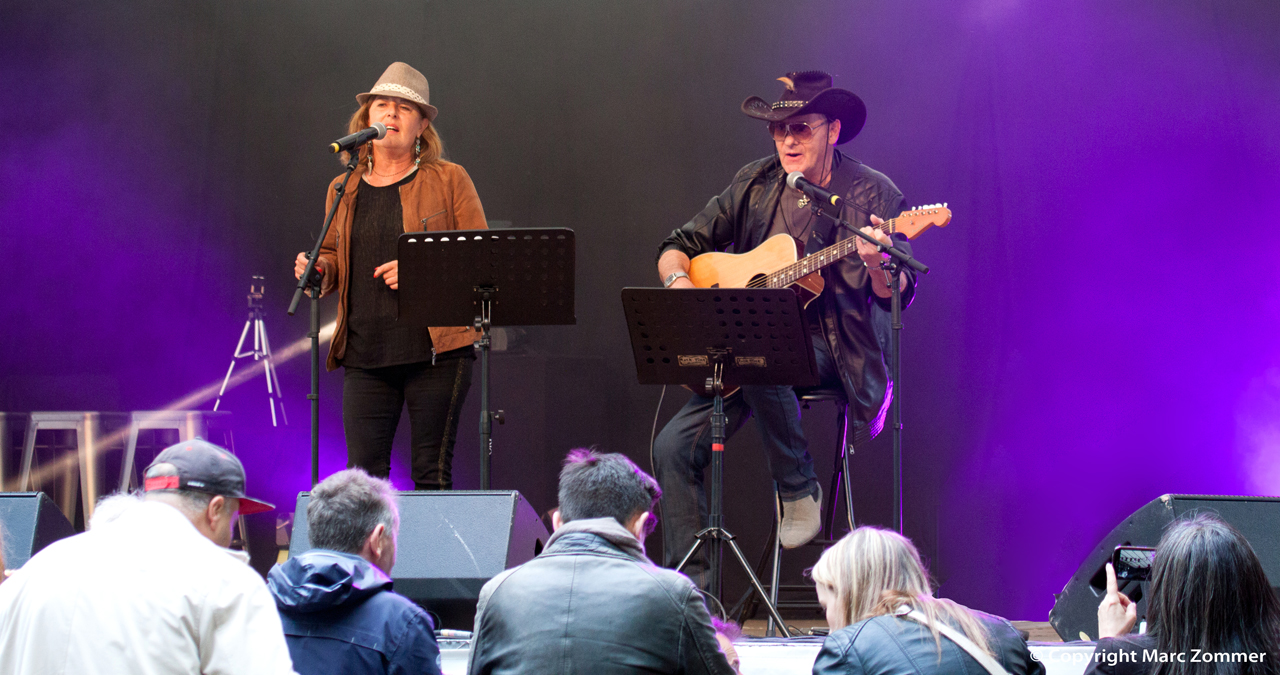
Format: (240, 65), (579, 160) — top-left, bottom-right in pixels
(767, 183), (825, 244)
(343, 171), (434, 369)
(768, 181), (836, 333)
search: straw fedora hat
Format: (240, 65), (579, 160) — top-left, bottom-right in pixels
(741, 70), (866, 145)
(356, 62), (439, 122)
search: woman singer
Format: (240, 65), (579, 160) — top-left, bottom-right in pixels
(294, 62), (486, 490)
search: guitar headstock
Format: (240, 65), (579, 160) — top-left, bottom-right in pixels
(890, 203), (952, 240)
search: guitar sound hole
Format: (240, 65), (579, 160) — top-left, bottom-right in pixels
(748, 274), (767, 288)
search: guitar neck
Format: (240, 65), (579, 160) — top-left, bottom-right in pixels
(765, 219), (894, 288)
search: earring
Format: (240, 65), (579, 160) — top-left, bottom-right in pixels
(366, 148), (373, 171)
(414, 137), (422, 167)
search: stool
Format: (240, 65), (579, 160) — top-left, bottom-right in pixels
(19, 412), (130, 524)
(766, 387), (855, 636)
(798, 388), (855, 538)
(119, 411), (235, 491)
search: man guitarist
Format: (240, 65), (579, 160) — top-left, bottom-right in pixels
(653, 71), (917, 588)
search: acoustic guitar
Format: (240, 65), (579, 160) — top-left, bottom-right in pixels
(687, 204), (951, 307)
(676, 204), (950, 397)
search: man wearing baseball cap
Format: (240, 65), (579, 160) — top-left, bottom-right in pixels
(0, 439), (298, 675)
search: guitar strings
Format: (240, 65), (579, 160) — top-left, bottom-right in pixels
(762, 217), (897, 287)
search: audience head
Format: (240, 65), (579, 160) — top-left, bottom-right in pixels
(89, 492), (143, 530)
(1146, 514), (1280, 665)
(812, 526), (932, 629)
(554, 449), (661, 541)
(712, 618), (742, 673)
(143, 440), (273, 547)
(813, 526), (991, 655)
(306, 469), (401, 574)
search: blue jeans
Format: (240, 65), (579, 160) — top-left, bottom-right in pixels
(651, 333), (840, 586)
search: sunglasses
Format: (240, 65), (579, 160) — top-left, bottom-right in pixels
(768, 119), (828, 142)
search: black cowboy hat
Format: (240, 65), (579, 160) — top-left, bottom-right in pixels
(741, 71), (867, 145)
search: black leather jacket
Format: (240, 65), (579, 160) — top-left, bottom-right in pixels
(467, 518), (734, 675)
(814, 612), (1046, 675)
(658, 151), (916, 442)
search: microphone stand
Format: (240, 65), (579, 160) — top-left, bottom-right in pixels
(809, 202), (928, 533)
(288, 148), (363, 487)
(886, 251), (906, 533)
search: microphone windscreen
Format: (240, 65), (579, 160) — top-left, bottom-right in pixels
(786, 171), (805, 189)
(371, 122), (388, 139)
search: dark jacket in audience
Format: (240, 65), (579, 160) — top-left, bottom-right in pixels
(268, 549), (441, 675)
(467, 517), (734, 675)
(813, 611), (1046, 675)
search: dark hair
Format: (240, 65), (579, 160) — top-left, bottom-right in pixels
(307, 469), (400, 554)
(557, 449), (660, 531)
(1147, 514), (1280, 675)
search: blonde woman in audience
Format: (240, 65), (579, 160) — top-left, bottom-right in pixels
(811, 526), (1043, 675)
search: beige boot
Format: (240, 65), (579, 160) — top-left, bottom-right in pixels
(779, 484), (822, 549)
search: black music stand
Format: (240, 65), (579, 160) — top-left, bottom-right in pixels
(397, 228), (575, 489)
(622, 287), (818, 628)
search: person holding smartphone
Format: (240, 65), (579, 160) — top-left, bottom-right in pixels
(1087, 514), (1280, 675)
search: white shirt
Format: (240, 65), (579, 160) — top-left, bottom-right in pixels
(0, 499), (297, 675)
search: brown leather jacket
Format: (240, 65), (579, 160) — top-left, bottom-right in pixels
(314, 161), (487, 371)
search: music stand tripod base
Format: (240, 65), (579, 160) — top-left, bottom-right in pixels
(622, 287), (818, 631)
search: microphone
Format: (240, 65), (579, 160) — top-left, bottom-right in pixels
(329, 123), (387, 154)
(786, 171), (844, 211)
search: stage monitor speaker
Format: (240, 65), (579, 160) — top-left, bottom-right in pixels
(289, 490), (549, 628)
(0, 492), (76, 570)
(1049, 494), (1280, 641)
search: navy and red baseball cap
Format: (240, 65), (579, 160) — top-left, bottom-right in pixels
(143, 439), (274, 515)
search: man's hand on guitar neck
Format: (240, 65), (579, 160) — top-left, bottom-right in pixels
(858, 215), (909, 298)
(855, 215), (894, 265)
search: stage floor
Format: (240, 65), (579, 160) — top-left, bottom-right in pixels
(439, 639), (1097, 675)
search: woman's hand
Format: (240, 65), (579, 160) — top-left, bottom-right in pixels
(1097, 562), (1138, 638)
(374, 260), (399, 290)
(294, 252), (322, 280)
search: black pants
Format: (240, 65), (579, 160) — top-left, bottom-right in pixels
(342, 354), (474, 490)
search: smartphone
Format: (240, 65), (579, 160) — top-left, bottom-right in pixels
(1112, 546), (1157, 582)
